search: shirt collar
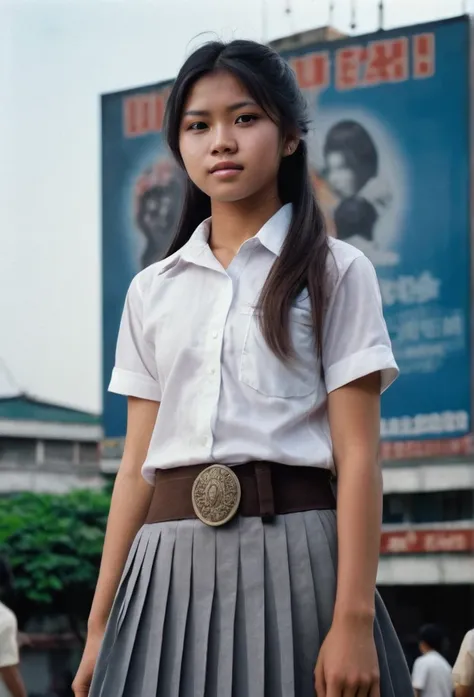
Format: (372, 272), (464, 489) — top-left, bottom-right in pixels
(179, 203), (294, 263)
(255, 203), (293, 256)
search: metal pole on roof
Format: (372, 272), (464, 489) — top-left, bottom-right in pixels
(350, 0), (357, 31)
(378, 0), (385, 30)
(329, 0), (335, 26)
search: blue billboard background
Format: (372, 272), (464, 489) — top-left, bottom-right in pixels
(101, 17), (471, 457)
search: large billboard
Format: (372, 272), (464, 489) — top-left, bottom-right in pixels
(101, 17), (472, 462)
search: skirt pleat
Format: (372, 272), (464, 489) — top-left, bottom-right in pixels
(262, 516), (295, 697)
(89, 511), (412, 697)
(232, 517), (266, 697)
(115, 526), (152, 639)
(203, 524), (239, 697)
(156, 523), (194, 697)
(302, 510), (338, 634)
(179, 522), (217, 697)
(285, 513), (321, 697)
(102, 527), (160, 697)
(124, 523), (176, 696)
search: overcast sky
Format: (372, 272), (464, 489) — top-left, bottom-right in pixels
(0, 0), (468, 414)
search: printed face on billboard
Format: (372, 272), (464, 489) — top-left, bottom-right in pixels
(133, 159), (182, 269)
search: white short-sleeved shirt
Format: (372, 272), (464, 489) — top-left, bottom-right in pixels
(109, 203), (398, 484)
(412, 651), (453, 697)
(453, 629), (474, 688)
(0, 602), (19, 697)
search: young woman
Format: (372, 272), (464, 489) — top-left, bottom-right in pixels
(73, 40), (412, 697)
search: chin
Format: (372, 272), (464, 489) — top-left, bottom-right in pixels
(212, 193), (251, 203)
(209, 182), (270, 204)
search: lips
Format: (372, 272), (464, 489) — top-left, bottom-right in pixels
(210, 161), (244, 173)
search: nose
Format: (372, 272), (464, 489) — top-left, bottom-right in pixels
(211, 125), (237, 155)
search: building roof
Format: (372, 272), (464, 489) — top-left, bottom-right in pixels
(0, 359), (99, 426)
(0, 396), (100, 425)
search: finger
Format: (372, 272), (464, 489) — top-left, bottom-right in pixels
(341, 681), (358, 697)
(314, 661), (326, 697)
(368, 678), (381, 697)
(326, 677), (343, 697)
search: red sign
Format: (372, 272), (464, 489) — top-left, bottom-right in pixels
(380, 436), (473, 460)
(381, 528), (474, 555)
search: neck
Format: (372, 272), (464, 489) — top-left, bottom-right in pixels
(209, 189), (282, 255)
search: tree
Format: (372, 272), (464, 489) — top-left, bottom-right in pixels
(0, 488), (111, 637)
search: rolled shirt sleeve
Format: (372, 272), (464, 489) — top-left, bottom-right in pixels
(323, 253), (399, 394)
(108, 274), (162, 402)
(453, 630), (474, 687)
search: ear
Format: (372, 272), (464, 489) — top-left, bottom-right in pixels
(282, 135), (300, 158)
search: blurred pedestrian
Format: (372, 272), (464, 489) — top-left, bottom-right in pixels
(73, 38), (412, 697)
(453, 628), (474, 697)
(0, 558), (27, 697)
(412, 624), (452, 697)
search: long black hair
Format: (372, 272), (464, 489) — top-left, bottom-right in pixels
(164, 39), (329, 360)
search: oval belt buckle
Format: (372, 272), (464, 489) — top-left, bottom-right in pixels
(192, 464), (241, 526)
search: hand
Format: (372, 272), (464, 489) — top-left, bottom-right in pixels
(314, 616), (380, 697)
(72, 630), (104, 697)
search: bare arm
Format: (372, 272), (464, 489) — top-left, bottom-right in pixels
(314, 371), (386, 695)
(329, 371), (382, 624)
(87, 396), (159, 633)
(414, 690), (421, 697)
(0, 665), (27, 697)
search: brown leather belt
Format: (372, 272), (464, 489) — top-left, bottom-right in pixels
(145, 461), (336, 527)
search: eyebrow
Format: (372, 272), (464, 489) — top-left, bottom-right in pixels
(183, 101), (258, 117)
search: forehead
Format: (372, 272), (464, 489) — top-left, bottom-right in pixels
(184, 70), (253, 110)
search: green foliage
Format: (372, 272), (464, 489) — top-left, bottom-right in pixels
(0, 489), (111, 631)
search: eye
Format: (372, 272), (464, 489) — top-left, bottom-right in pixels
(235, 114), (259, 125)
(187, 121), (208, 131)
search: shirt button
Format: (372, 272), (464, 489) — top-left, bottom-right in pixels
(208, 367), (216, 375)
(202, 436), (209, 446)
(212, 331), (218, 339)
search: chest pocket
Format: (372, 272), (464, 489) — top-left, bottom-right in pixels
(239, 305), (318, 398)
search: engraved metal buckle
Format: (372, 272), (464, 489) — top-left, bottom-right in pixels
(191, 464), (241, 526)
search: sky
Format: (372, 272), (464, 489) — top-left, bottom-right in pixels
(0, 0), (468, 415)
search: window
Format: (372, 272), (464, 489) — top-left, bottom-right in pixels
(79, 442), (98, 465)
(0, 438), (37, 466)
(383, 493), (411, 524)
(43, 440), (74, 465)
(383, 490), (474, 525)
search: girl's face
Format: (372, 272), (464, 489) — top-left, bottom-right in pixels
(326, 151), (358, 199)
(179, 70), (293, 205)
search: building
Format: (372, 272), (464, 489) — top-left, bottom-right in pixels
(378, 458), (474, 665)
(0, 362), (103, 494)
(269, 25), (347, 52)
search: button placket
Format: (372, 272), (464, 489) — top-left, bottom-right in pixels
(200, 278), (233, 455)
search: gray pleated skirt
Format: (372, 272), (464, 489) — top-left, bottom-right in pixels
(89, 511), (412, 697)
